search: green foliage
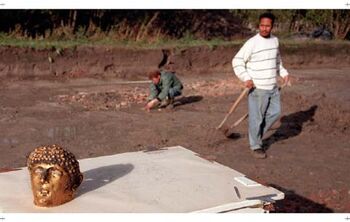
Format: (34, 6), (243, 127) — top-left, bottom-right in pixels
(0, 31), (245, 49)
(0, 10), (349, 43)
(305, 10), (332, 27)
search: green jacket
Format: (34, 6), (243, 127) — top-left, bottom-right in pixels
(149, 71), (183, 101)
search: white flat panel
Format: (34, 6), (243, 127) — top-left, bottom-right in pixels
(0, 146), (283, 213)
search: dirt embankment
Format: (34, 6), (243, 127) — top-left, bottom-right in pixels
(1, 43), (350, 80)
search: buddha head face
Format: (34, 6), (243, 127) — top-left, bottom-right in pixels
(27, 145), (83, 207)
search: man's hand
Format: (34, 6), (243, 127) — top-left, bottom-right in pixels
(282, 75), (291, 86)
(244, 80), (254, 89)
(145, 99), (160, 112)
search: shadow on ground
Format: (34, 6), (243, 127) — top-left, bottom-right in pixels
(225, 132), (242, 140)
(264, 105), (318, 150)
(77, 163), (134, 197)
(175, 95), (203, 107)
(269, 184), (333, 213)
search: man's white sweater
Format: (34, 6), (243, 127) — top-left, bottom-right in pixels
(232, 33), (289, 90)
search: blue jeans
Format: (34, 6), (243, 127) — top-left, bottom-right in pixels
(248, 87), (281, 150)
(168, 86), (182, 99)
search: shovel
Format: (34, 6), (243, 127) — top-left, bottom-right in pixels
(216, 87), (249, 130)
(205, 87), (249, 148)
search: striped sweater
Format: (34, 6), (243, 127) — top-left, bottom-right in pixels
(232, 33), (289, 90)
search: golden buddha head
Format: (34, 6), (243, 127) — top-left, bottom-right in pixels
(27, 144), (83, 207)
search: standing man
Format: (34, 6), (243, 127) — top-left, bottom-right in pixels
(145, 69), (183, 111)
(232, 12), (290, 159)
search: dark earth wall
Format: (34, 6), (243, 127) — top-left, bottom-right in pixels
(1, 44), (350, 80)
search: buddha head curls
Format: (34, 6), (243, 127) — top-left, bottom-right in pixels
(27, 144), (83, 207)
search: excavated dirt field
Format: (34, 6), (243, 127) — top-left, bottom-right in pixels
(0, 44), (349, 212)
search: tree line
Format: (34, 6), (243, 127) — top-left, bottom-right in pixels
(0, 10), (349, 41)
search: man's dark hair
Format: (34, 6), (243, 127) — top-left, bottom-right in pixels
(148, 70), (161, 79)
(259, 12), (275, 25)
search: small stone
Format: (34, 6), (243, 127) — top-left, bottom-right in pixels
(332, 189), (338, 195)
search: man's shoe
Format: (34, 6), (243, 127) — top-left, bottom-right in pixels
(251, 149), (267, 159)
(159, 99), (170, 108)
(166, 98), (175, 109)
(160, 97), (174, 108)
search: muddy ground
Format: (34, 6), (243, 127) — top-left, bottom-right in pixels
(0, 45), (349, 212)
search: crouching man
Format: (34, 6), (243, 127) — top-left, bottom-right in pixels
(145, 69), (183, 111)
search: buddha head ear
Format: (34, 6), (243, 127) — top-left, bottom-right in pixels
(72, 173), (83, 191)
(78, 173), (83, 187)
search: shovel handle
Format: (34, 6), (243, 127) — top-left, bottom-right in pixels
(216, 87), (249, 129)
